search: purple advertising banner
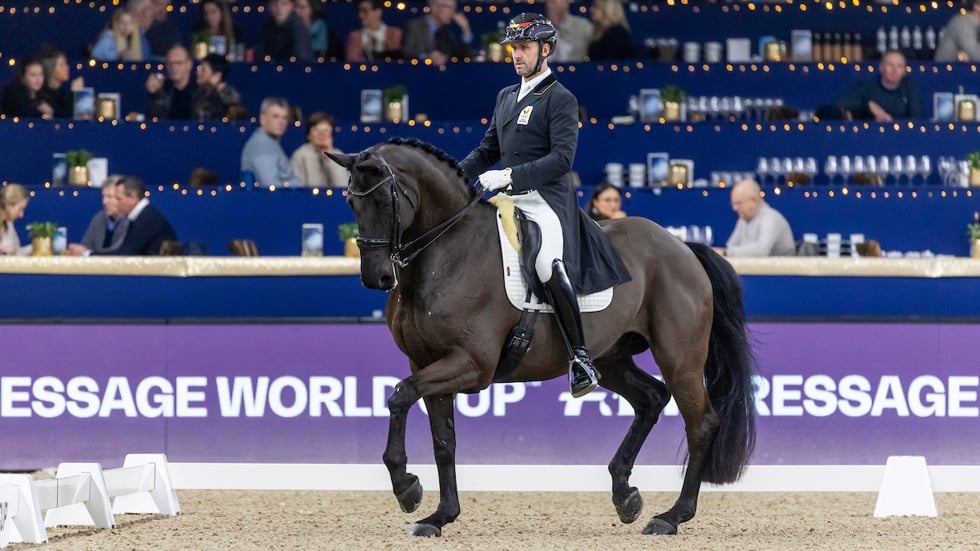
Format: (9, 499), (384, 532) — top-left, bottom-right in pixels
(1, 323), (978, 470)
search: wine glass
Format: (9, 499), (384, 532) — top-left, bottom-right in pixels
(804, 157), (818, 184)
(890, 155), (904, 185)
(756, 158), (770, 186)
(937, 156), (955, 187)
(918, 155), (932, 185)
(824, 156), (839, 185)
(839, 155), (852, 184)
(878, 155), (891, 185)
(903, 155), (918, 185)
(864, 156), (878, 183)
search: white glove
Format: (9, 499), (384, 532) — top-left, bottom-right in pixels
(479, 168), (512, 191)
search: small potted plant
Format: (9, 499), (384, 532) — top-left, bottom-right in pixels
(66, 149), (94, 186)
(660, 85), (686, 122)
(482, 31), (503, 62)
(969, 212), (980, 258)
(27, 221), (57, 256)
(338, 222), (360, 258)
(968, 151), (980, 187)
(191, 30), (211, 60)
(383, 85), (408, 122)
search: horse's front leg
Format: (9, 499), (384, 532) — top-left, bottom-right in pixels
(409, 393), (459, 537)
(382, 349), (488, 537)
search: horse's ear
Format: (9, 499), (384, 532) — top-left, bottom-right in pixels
(324, 151), (356, 169)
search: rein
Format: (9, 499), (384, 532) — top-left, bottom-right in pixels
(349, 151), (481, 269)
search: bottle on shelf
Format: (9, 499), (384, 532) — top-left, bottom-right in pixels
(900, 26), (911, 50)
(852, 33), (863, 62)
(830, 32), (843, 61)
(876, 26), (887, 56)
(925, 26), (937, 58)
(812, 32), (824, 62)
(842, 33), (853, 61)
(888, 26), (899, 51)
(912, 26), (923, 59)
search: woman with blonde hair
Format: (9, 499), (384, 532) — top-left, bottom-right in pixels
(587, 0), (634, 60)
(0, 184), (32, 256)
(92, 8), (150, 61)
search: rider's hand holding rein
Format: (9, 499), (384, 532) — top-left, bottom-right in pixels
(479, 168), (513, 192)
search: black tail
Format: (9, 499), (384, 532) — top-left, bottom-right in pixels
(686, 242), (757, 484)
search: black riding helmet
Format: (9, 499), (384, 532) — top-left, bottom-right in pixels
(501, 13), (557, 75)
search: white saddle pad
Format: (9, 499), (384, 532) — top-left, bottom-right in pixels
(496, 212), (613, 312)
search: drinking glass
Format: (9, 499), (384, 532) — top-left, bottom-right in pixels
(804, 157), (818, 184)
(769, 158), (783, 184)
(839, 155), (852, 184)
(918, 155), (932, 185)
(891, 155), (904, 185)
(824, 156), (839, 185)
(756, 158), (770, 186)
(878, 155), (891, 184)
(903, 155), (918, 185)
(852, 155), (866, 175)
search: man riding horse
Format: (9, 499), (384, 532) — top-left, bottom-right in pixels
(460, 13), (631, 398)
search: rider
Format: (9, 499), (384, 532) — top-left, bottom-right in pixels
(460, 13), (631, 398)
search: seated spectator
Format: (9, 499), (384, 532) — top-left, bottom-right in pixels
(92, 7), (150, 61)
(67, 176), (177, 256)
(716, 179), (795, 257)
(934, 0), (980, 62)
(192, 0), (246, 58)
(0, 183), (31, 256)
(193, 54), (242, 120)
(38, 46), (85, 118)
(242, 97), (301, 188)
(291, 112), (348, 187)
(587, 182), (626, 222)
(145, 0), (185, 58)
(402, 0), (473, 65)
(546, 0), (593, 63)
(294, 0), (342, 58)
(257, 0), (314, 62)
(2, 57), (54, 119)
(587, 0), (634, 60)
(73, 175), (129, 253)
(145, 44), (198, 120)
(346, 0), (403, 62)
(836, 49), (921, 122)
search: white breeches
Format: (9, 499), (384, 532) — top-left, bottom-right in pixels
(511, 190), (564, 282)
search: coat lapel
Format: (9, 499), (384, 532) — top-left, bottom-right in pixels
(500, 74), (558, 128)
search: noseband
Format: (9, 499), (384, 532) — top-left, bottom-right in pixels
(348, 151), (481, 269)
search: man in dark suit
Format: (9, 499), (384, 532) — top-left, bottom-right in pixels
(460, 13), (630, 398)
(67, 176), (177, 256)
(401, 0), (472, 65)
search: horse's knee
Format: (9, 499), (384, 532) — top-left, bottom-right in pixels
(388, 380), (419, 412)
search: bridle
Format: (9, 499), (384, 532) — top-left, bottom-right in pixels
(347, 151), (482, 270)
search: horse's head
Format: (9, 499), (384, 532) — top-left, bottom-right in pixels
(326, 148), (418, 291)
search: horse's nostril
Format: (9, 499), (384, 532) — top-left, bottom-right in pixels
(379, 275), (395, 289)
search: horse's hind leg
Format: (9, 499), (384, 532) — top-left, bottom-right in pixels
(596, 356), (672, 525)
(643, 349), (718, 535)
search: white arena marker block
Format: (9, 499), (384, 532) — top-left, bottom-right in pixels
(43, 463), (115, 529)
(112, 453), (181, 516)
(874, 455), (938, 518)
(0, 474), (47, 545)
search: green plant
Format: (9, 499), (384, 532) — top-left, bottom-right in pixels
(338, 223), (359, 241)
(27, 221), (57, 238)
(481, 31), (502, 47)
(969, 212), (980, 240)
(661, 85), (686, 103)
(968, 151), (980, 170)
(191, 30), (211, 45)
(66, 149), (93, 168)
(383, 85), (407, 103)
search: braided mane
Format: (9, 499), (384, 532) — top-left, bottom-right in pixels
(386, 137), (468, 181)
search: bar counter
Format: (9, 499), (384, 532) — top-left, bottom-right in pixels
(3, 256), (980, 321)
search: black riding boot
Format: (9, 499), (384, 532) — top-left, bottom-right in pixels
(544, 259), (599, 398)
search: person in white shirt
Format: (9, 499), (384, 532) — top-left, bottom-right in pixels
(717, 179), (796, 257)
(0, 183), (31, 256)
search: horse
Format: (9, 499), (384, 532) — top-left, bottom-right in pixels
(326, 138), (757, 537)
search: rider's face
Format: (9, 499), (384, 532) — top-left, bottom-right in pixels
(511, 41), (548, 79)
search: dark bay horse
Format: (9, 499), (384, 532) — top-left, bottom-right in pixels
(326, 138), (756, 537)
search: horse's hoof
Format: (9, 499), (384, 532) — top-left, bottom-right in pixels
(395, 479), (423, 513)
(409, 522), (442, 537)
(642, 517), (677, 535)
(615, 487), (643, 524)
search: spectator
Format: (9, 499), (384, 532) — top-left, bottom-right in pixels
(192, 0), (246, 58)
(836, 49), (921, 122)
(587, 0), (634, 60)
(92, 7), (150, 61)
(74, 175), (129, 253)
(67, 176), (177, 256)
(934, 0), (980, 62)
(346, 0), (403, 62)
(257, 0), (314, 62)
(587, 182), (626, 222)
(291, 112), (348, 187)
(145, 44), (198, 120)
(402, 0), (473, 65)
(0, 183), (31, 256)
(546, 0), (593, 63)
(294, 0), (341, 58)
(38, 47), (85, 118)
(1, 57), (54, 119)
(241, 97), (301, 188)
(716, 179), (795, 257)
(193, 53), (242, 120)
(145, 0), (185, 58)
